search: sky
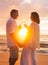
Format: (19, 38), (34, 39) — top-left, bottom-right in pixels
(0, 0), (48, 35)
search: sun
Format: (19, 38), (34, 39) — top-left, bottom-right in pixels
(18, 27), (28, 43)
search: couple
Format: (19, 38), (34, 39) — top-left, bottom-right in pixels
(6, 9), (40, 65)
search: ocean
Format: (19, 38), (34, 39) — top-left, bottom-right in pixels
(0, 34), (48, 54)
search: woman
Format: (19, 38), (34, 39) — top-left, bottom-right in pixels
(20, 12), (40, 65)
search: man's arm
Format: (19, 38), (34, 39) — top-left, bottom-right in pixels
(10, 32), (23, 48)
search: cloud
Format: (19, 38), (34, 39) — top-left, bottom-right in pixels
(0, 0), (48, 19)
(0, 0), (48, 34)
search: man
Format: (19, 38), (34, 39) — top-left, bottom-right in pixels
(6, 9), (19, 65)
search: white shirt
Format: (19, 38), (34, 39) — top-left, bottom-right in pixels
(6, 17), (18, 48)
(26, 22), (40, 48)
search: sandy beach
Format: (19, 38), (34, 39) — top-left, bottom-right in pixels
(0, 51), (21, 65)
(0, 51), (48, 65)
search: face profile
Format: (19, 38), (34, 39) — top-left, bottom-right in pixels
(30, 12), (40, 24)
(10, 9), (18, 19)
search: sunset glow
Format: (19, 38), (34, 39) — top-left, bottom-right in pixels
(22, 0), (31, 4)
(16, 26), (28, 43)
(18, 27), (27, 40)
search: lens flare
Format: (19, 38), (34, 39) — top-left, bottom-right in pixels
(18, 27), (28, 43)
(15, 25), (32, 47)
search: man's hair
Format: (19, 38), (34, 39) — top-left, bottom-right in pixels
(31, 12), (40, 24)
(10, 9), (18, 17)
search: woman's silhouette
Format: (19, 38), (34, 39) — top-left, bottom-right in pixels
(20, 11), (40, 65)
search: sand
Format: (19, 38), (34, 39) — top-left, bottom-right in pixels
(0, 51), (48, 65)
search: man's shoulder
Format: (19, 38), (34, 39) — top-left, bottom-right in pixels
(8, 18), (13, 22)
(7, 18), (14, 24)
